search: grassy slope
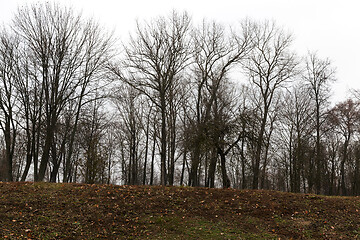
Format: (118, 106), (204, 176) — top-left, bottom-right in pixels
(0, 182), (359, 239)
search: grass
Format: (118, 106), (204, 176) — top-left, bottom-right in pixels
(0, 182), (359, 239)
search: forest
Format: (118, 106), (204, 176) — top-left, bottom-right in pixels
(1, 2), (359, 196)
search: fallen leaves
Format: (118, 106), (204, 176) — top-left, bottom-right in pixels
(0, 183), (359, 239)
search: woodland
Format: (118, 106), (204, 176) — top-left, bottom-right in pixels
(1, 2), (359, 196)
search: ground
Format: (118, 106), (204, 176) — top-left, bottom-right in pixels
(0, 182), (359, 239)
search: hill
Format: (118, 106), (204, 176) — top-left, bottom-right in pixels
(0, 182), (359, 239)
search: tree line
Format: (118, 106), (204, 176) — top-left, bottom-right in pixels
(1, 2), (359, 196)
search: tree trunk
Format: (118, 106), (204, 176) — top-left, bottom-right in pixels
(38, 111), (57, 181)
(21, 132), (32, 181)
(315, 101), (322, 194)
(207, 151), (217, 188)
(63, 96), (83, 182)
(180, 150), (187, 186)
(253, 115), (267, 189)
(168, 116), (176, 186)
(5, 120), (14, 181)
(340, 140), (349, 195)
(160, 96), (167, 185)
(218, 148), (230, 188)
(150, 126), (156, 185)
(143, 118), (150, 185)
(189, 145), (201, 186)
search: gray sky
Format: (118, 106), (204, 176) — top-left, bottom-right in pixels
(1, 0), (359, 103)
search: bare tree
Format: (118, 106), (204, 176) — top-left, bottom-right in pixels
(211, 84), (244, 188)
(0, 29), (20, 181)
(111, 11), (192, 185)
(243, 20), (298, 189)
(62, 20), (114, 183)
(186, 20), (252, 187)
(112, 85), (145, 185)
(328, 99), (360, 195)
(12, 2), (114, 181)
(303, 52), (336, 193)
(77, 97), (110, 184)
(280, 85), (314, 192)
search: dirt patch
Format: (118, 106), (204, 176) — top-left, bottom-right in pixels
(0, 182), (359, 239)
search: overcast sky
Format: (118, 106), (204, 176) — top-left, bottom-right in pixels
(1, 0), (359, 103)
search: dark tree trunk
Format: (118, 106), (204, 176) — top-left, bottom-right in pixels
(218, 148), (230, 188)
(150, 126), (156, 185)
(160, 96), (167, 185)
(207, 151), (217, 188)
(38, 112), (57, 181)
(180, 150), (187, 186)
(189, 146), (201, 186)
(143, 118), (150, 185)
(253, 115), (266, 189)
